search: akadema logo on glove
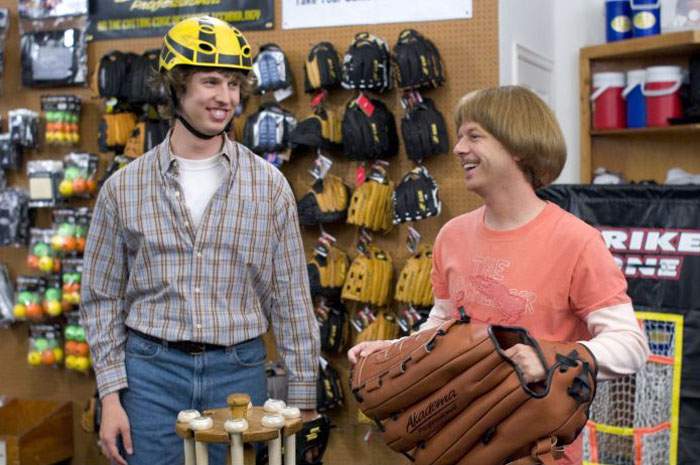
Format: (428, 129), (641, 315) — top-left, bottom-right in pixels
(407, 390), (457, 434)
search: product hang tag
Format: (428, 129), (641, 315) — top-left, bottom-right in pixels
(310, 89), (328, 108)
(355, 163), (366, 187)
(356, 93), (375, 117)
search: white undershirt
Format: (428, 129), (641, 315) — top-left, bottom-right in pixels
(173, 154), (226, 229)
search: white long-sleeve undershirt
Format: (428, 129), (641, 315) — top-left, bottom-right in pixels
(421, 299), (650, 380)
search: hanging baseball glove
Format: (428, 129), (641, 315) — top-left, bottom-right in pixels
(307, 242), (350, 301)
(350, 317), (597, 465)
(298, 174), (351, 226)
(347, 178), (394, 233)
(394, 244), (434, 307)
(341, 244), (393, 307)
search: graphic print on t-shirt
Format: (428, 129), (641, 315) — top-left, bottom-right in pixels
(453, 256), (536, 324)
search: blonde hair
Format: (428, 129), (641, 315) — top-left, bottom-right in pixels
(454, 86), (566, 189)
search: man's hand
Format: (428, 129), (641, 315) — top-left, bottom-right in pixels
(347, 340), (393, 364)
(99, 392), (133, 465)
(503, 343), (547, 383)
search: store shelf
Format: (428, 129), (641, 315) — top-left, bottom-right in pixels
(591, 123), (700, 136)
(581, 30), (700, 60)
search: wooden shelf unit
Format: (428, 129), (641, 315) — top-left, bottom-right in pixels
(580, 31), (700, 183)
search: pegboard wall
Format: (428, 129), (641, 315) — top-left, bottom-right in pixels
(0, 1), (498, 464)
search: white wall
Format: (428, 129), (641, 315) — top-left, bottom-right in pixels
(499, 0), (607, 183)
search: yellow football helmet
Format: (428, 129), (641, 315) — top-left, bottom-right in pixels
(159, 16), (253, 72)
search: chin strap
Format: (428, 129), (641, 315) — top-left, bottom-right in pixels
(175, 113), (223, 140)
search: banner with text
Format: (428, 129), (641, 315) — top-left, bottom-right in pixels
(88, 0), (273, 41)
(281, 0), (471, 29)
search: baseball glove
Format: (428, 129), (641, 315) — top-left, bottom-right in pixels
(350, 317), (597, 465)
(298, 174), (351, 226)
(341, 244), (393, 307)
(394, 244), (434, 307)
(347, 178), (394, 233)
(307, 242), (350, 300)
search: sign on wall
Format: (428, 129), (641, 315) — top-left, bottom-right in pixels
(87, 0), (274, 41)
(282, 0), (472, 30)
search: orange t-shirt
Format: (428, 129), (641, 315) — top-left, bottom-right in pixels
(431, 202), (631, 465)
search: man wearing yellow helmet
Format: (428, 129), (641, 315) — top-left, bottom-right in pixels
(80, 16), (320, 465)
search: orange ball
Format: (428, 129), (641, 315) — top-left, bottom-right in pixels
(72, 178), (87, 195)
(75, 237), (86, 252)
(26, 254), (39, 269)
(65, 340), (79, 356)
(75, 342), (90, 357)
(25, 303), (44, 321)
(62, 236), (77, 252)
(40, 349), (56, 365)
(85, 179), (97, 194)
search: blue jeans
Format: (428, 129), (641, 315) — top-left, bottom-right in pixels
(121, 331), (267, 465)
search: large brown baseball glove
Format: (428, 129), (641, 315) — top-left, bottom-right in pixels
(350, 317), (597, 465)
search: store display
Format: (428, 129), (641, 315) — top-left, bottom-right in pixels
(98, 112), (138, 153)
(307, 236), (349, 301)
(242, 102), (297, 158)
(316, 300), (347, 354)
(346, 165), (394, 232)
(0, 188), (30, 246)
(631, 0), (662, 37)
(252, 43), (294, 100)
(0, 133), (21, 170)
(13, 276), (45, 322)
(304, 42), (342, 93)
(605, 0), (633, 42)
(289, 107), (343, 152)
(623, 69), (647, 128)
(317, 358), (344, 412)
(9, 109), (40, 148)
(42, 275), (63, 318)
(643, 65), (683, 127)
(297, 174), (351, 226)
(392, 166), (441, 224)
(27, 324), (63, 367)
(18, 0), (88, 20)
(393, 29), (445, 90)
(591, 72), (626, 130)
(61, 258), (82, 312)
(341, 243), (393, 307)
(58, 153), (98, 199)
(64, 312), (90, 373)
(0, 263), (14, 326)
(394, 244), (434, 308)
(341, 94), (398, 161)
(51, 208), (89, 256)
(341, 32), (392, 92)
(20, 27), (87, 87)
(26, 228), (61, 274)
(41, 95), (81, 145)
(123, 118), (170, 158)
(27, 160), (63, 207)
(400, 94), (448, 162)
(0, 8), (8, 95)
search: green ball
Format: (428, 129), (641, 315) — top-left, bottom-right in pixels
(70, 114), (79, 123)
(45, 288), (61, 301)
(32, 242), (50, 257)
(64, 325), (78, 340)
(73, 327), (86, 342)
(74, 225), (87, 237)
(64, 166), (80, 181)
(18, 291), (33, 303)
(45, 111), (56, 121)
(58, 223), (76, 237)
(34, 338), (49, 352)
